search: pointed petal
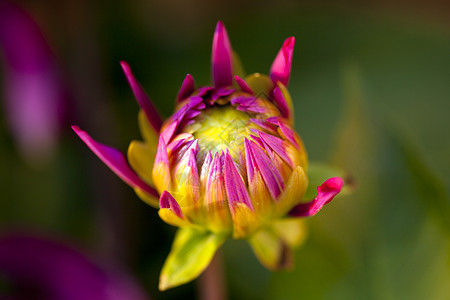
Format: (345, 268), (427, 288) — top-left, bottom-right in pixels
(289, 177), (343, 217)
(244, 139), (272, 216)
(211, 21), (233, 87)
(72, 126), (158, 199)
(272, 86), (291, 119)
(234, 75), (253, 94)
(161, 120), (179, 144)
(224, 152), (252, 211)
(204, 153), (231, 233)
(270, 37), (295, 86)
(246, 139), (284, 200)
(275, 82), (294, 123)
(159, 191), (184, 219)
(173, 142), (200, 205)
(259, 132), (294, 169)
(153, 135), (171, 193)
(275, 166), (308, 216)
(176, 74), (195, 103)
(276, 119), (299, 148)
(120, 61), (162, 132)
(127, 140), (155, 185)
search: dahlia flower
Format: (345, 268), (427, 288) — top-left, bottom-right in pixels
(0, 234), (148, 300)
(0, 1), (66, 164)
(73, 21), (345, 290)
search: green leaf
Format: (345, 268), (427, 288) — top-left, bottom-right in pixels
(159, 227), (227, 291)
(304, 162), (352, 200)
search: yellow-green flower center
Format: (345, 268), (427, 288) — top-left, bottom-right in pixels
(184, 105), (255, 159)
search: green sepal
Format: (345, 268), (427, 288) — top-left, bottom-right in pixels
(249, 227), (293, 271)
(304, 162), (352, 200)
(159, 227), (227, 291)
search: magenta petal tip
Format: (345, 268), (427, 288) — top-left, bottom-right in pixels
(289, 177), (343, 217)
(72, 125), (158, 198)
(160, 191), (183, 219)
(270, 37), (295, 87)
(212, 21), (233, 88)
(120, 61), (163, 132)
(176, 74), (195, 103)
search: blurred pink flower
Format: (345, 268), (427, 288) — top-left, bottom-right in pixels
(0, 234), (150, 300)
(0, 1), (67, 164)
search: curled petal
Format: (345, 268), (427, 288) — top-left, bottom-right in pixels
(211, 21), (233, 88)
(289, 177), (343, 217)
(270, 37), (294, 86)
(120, 61), (162, 132)
(72, 126), (158, 199)
(158, 191), (191, 227)
(176, 74), (195, 103)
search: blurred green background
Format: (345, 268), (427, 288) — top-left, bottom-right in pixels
(0, 0), (449, 299)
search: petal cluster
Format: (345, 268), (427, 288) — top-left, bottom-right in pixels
(72, 21), (345, 290)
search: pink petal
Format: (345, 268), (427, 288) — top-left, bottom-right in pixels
(72, 126), (158, 198)
(289, 177), (343, 217)
(234, 76), (253, 94)
(245, 139), (284, 200)
(120, 61), (162, 132)
(258, 132), (293, 168)
(272, 86), (291, 119)
(224, 152), (253, 211)
(161, 120), (179, 144)
(159, 191), (183, 219)
(155, 135), (169, 167)
(211, 21), (233, 88)
(276, 120), (299, 149)
(270, 37), (295, 86)
(249, 119), (278, 135)
(176, 74), (195, 103)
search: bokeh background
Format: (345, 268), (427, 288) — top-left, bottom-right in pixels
(0, 0), (449, 299)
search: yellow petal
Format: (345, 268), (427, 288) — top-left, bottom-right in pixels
(158, 208), (191, 228)
(275, 166), (308, 217)
(127, 140), (155, 185)
(244, 73), (273, 99)
(134, 187), (159, 208)
(138, 110), (159, 145)
(231, 202), (259, 239)
(271, 218), (307, 247)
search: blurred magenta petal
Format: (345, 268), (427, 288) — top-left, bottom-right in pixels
(176, 74), (195, 103)
(0, 1), (66, 163)
(270, 37), (295, 86)
(0, 234), (149, 300)
(289, 177), (343, 217)
(72, 126), (159, 198)
(211, 21), (233, 88)
(120, 61), (162, 132)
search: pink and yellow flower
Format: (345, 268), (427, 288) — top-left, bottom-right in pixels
(73, 21), (345, 290)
